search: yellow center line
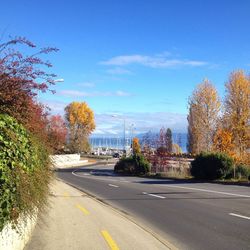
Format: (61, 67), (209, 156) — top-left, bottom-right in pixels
(76, 204), (90, 215)
(63, 192), (70, 198)
(101, 230), (120, 250)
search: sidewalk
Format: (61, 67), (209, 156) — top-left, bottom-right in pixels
(24, 179), (170, 250)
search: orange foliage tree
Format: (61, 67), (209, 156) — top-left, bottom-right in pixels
(187, 79), (221, 154)
(132, 137), (141, 155)
(223, 70), (250, 162)
(65, 102), (95, 153)
(213, 128), (234, 155)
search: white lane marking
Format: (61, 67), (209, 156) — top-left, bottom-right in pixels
(160, 184), (250, 198)
(120, 180), (129, 183)
(229, 213), (250, 220)
(108, 184), (119, 188)
(142, 192), (166, 199)
(72, 170), (121, 183)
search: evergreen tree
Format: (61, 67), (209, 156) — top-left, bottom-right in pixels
(165, 128), (173, 153)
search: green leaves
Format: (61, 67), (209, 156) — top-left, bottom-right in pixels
(0, 114), (50, 232)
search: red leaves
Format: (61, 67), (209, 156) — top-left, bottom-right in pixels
(0, 36), (59, 149)
(0, 37), (58, 95)
(47, 115), (67, 153)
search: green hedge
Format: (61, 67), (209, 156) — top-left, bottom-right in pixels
(231, 164), (250, 180)
(0, 114), (51, 232)
(114, 154), (150, 175)
(190, 152), (234, 180)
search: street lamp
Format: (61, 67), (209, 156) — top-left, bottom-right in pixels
(111, 115), (126, 152)
(53, 78), (64, 83)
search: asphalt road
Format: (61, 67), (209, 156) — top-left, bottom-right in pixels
(57, 164), (250, 250)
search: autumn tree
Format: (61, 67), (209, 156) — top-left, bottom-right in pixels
(0, 37), (58, 143)
(187, 79), (221, 154)
(158, 127), (166, 148)
(222, 70), (250, 161)
(47, 115), (67, 153)
(172, 143), (182, 154)
(65, 102), (95, 153)
(213, 128), (234, 156)
(165, 128), (173, 153)
(132, 137), (141, 155)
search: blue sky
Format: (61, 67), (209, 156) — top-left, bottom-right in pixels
(1, 0), (250, 135)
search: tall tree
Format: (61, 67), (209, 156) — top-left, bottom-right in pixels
(223, 70), (250, 159)
(157, 127), (166, 148)
(0, 37), (58, 143)
(187, 79), (221, 154)
(165, 128), (173, 153)
(132, 137), (141, 155)
(172, 143), (182, 154)
(47, 115), (67, 153)
(213, 127), (234, 156)
(65, 102), (95, 153)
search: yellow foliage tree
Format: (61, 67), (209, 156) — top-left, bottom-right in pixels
(172, 143), (182, 154)
(213, 128), (234, 156)
(187, 79), (221, 154)
(132, 137), (141, 155)
(65, 102), (95, 153)
(223, 70), (250, 161)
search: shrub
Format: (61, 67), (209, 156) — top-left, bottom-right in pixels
(0, 114), (51, 232)
(114, 154), (150, 175)
(233, 164), (250, 180)
(190, 152), (234, 180)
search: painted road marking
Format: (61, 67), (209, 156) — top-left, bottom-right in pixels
(108, 184), (119, 188)
(229, 213), (250, 220)
(76, 204), (90, 215)
(63, 192), (70, 198)
(101, 230), (120, 250)
(160, 185), (250, 198)
(142, 192), (166, 199)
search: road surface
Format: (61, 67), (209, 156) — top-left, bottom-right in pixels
(57, 164), (250, 250)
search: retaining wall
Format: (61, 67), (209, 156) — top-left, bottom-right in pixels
(0, 213), (37, 250)
(50, 154), (88, 169)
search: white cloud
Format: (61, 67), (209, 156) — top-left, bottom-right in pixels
(93, 111), (187, 135)
(42, 100), (67, 115)
(77, 82), (95, 88)
(100, 53), (207, 68)
(106, 67), (132, 75)
(58, 90), (133, 98)
(115, 90), (132, 96)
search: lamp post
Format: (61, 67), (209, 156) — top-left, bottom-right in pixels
(111, 115), (126, 152)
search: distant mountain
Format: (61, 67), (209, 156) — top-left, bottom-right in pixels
(137, 132), (187, 152)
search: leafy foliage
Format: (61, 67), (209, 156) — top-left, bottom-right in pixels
(0, 115), (51, 232)
(223, 70), (250, 162)
(132, 137), (141, 155)
(114, 154), (150, 175)
(0, 37), (59, 145)
(190, 152), (234, 180)
(229, 164), (250, 180)
(47, 115), (67, 153)
(165, 128), (173, 153)
(65, 102), (95, 153)
(187, 79), (221, 154)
